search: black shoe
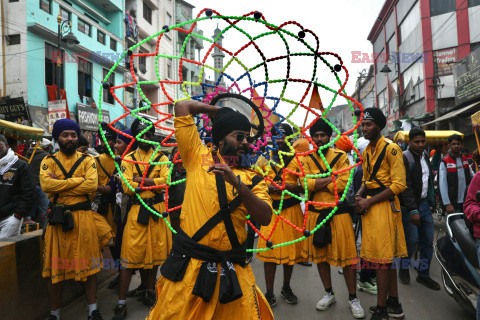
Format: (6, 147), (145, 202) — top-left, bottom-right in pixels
(416, 275), (440, 290)
(398, 268), (410, 284)
(88, 310), (103, 320)
(386, 297), (405, 319)
(281, 285), (298, 304)
(112, 304), (127, 320)
(265, 292), (277, 307)
(298, 261), (312, 267)
(108, 275), (120, 289)
(45, 315), (58, 320)
(126, 285), (146, 298)
(369, 306), (388, 320)
(142, 290), (156, 308)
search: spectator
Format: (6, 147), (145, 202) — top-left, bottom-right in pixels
(439, 134), (474, 214)
(464, 172), (480, 320)
(398, 128), (439, 290)
(0, 134), (36, 239)
(472, 149), (479, 174)
(26, 138), (53, 222)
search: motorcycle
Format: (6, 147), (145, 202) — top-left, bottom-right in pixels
(434, 192), (480, 317)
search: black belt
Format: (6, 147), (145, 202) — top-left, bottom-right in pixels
(272, 197), (301, 210)
(365, 187), (384, 197)
(128, 193), (165, 225)
(161, 228), (245, 304)
(48, 200), (91, 232)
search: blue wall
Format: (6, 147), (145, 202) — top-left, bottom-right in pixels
(26, 0), (125, 125)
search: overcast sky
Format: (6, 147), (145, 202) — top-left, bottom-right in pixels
(185, 0), (385, 126)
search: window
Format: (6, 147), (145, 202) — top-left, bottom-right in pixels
(78, 57), (92, 98)
(7, 34), (20, 45)
(97, 31), (105, 45)
(167, 104), (174, 116)
(143, 1), (152, 24)
(78, 19), (91, 37)
(400, 2), (420, 43)
(139, 52), (147, 74)
(378, 90), (387, 116)
(45, 42), (64, 91)
(430, 0), (456, 16)
(40, 0), (51, 14)
(60, 7), (71, 22)
(103, 69), (115, 104)
(9, 0), (19, 2)
(166, 12), (172, 26)
(110, 38), (117, 51)
(167, 59), (172, 79)
(470, 0), (480, 7)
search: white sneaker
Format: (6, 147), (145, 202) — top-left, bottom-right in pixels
(349, 298), (365, 319)
(315, 292), (336, 310)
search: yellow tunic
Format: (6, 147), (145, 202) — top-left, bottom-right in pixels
(256, 153), (306, 265)
(40, 151), (102, 283)
(120, 148), (172, 269)
(147, 115), (274, 320)
(94, 153), (117, 235)
(301, 148), (358, 267)
(361, 136), (407, 264)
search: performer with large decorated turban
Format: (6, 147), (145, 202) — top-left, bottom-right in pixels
(355, 108), (407, 320)
(41, 118), (104, 320)
(300, 117), (364, 318)
(146, 100), (274, 320)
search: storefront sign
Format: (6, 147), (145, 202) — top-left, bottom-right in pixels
(0, 97), (29, 124)
(77, 103), (110, 131)
(48, 100), (67, 133)
(454, 47), (480, 106)
(434, 47), (457, 76)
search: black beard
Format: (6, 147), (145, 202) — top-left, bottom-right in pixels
(277, 142), (290, 152)
(59, 141), (77, 156)
(220, 141), (237, 157)
(139, 142), (151, 152)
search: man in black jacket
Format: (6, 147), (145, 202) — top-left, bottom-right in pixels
(0, 134), (36, 238)
(398, 128), (439, 290)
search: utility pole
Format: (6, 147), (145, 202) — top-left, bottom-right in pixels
(431, 56), (444, 130)
(1, 0), (6, 97)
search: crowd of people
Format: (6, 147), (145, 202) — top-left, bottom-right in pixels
(0, 101), (479, 320)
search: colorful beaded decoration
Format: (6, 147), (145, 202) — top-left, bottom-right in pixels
(97, 9), (364, 252)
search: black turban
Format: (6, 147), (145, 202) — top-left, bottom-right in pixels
(309, 118), (333, 137)
(211, 107), (251, 146)
(99, 122), (117, 142)
(78, 135), (89, 147)
(131, 117), (155, 138)
(363, 108), (386, 130)
(272, 123), (294, 137)
(52, 118), (81, 141)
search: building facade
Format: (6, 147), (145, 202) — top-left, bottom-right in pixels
(367, 0), (480, 143)
(0, 0), (126, 137)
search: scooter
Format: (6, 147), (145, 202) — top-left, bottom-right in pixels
(435, 206), (480, 317)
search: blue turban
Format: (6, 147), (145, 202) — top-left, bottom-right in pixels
(118, 129), (133, 145)
(52, 119), (81, 141)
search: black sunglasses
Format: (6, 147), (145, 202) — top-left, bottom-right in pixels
(232, 133), (255, 144)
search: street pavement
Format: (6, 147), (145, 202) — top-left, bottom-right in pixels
(62, 220), (473, 320)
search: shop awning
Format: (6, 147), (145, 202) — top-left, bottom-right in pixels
(0, 119), (44, 141)
(422, 101), (480, 126)
(393, 130), (464, 143)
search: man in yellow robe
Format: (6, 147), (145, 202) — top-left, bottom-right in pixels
(112, 117), (172, 319)
(41, 119), (103, 320)
(256, 123), (305, 307)
(147, 100), (274, 320)
(301, 118), (364, 318)
(355, 108), (407, 320)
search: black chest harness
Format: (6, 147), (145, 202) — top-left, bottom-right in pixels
(161, 171), (263, 304)
(127, 153), (166, 225)
(269, 156), (302, 210)
(95, 156), (116, 215)
(364, 142), (400, 212)
(46, 155), (91, 233)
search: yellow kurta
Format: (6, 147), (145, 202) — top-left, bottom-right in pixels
(301, 148), (358, 267)
(95, 153), (117, 234)
(361, 136), (407, 264)
(40, 151), (102, 283)
(256, 153), (306, 265)
(147, 115), (274, 320)
(120, 148), (172, 269)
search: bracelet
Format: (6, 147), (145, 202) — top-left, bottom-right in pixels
(236, 175), (241, 190)
(354, 194), (362, 198)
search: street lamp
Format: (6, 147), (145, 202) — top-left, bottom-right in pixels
(380, 64), (392, 73)
(56, 10), (80, 100)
